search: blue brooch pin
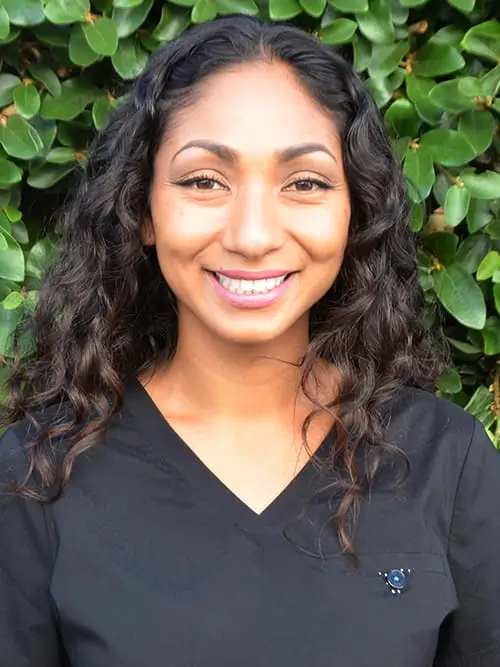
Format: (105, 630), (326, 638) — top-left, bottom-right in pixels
(379, 568), (412, 595)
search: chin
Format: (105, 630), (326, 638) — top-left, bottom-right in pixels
(212, 323), (291, 346)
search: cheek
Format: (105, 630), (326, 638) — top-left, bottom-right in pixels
(150, 202), (211, 262)
(291, 203), (351, 262)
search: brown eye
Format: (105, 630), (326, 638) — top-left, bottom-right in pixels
(295, 180), (315, 192)
(283, 177), (333, 193)
(194, 178), (222, 190)
(177, 176), (227, 191)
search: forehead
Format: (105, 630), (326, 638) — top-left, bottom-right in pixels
(163, 61), (341, 157)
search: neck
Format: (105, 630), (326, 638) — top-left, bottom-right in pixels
(148, 310), (325, 421)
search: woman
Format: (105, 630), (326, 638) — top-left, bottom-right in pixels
(0, 14), (499, 667)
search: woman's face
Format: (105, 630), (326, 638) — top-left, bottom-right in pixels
(144, 61), (351, 346)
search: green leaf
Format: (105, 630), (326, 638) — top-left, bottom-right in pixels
(329, 0), (368, 10)
(4, 206), (22, 222)
(0, 159), (22, 187)
(82, 17), (118, 55)
(399, 0), (428, 5)
(352, 35), (371, 73)
(355, 0), (395, 45)
(69, 23), (101, 66)
(368, 41), (408, 79)
(113, 0), (143, 5)
(423, 232), (459, 264)
(0, 226), (24, 281)
(0, 116), (43, 159)
(494, 284), (500, 315)
(0, 301), (24, 356)
(27, 163), (76, 188)
(413, 43), (465, 78)
(0, 24), (21, 45)
(384, 99), (420, 139)
(31, 22), (69, 46)
(12, 83), (40, 119)
(365, 76), (392, 108)
(420, 129), (476, 167)
(27, 65), (61, 98)
(437, 367), (462, 394)
(458, 110), (496, 156)
(477, 250), (500, 280)
(0, 7), (10, 39)
(404, 146), (435, 202)
(485, 220), (500, 240)
(467, 200), (493, 234)
(448, 0), (475, 11)
(112, 0), (154, 38)
(482, 317), (500, 356)
(444, 185), (471, 227)
(479, 64), (500, 98)
(92, 95), (115, 130)
(405, 74), (442, 125)
(3, 291), (23, 310)
(455, 234), (490, 273)
(152, 6), (190, 41)
(465, 385), (493, 424)
(191, 0), (218, 20)
(2, 0), (44, 26)
(432, 264), (486, 329)
(428, 79), (477, 114)
(43, 0), (90, 24)
(0, 74), (21, 107)
(387, 0), (406, 22)
(462, 20), (500, 62)
(26, 236), (60, 280)
(432, 174), (450, 208)
(320, 19), (357, 45)
(268, 0), (301, 20)
(298, 0), (326, 17)
(0, 233), (8, 252)
(460, 169), (500, 200)
(41, 79), (97, 121)
(44, 147), (79, 163)
(446, 337), (482, 355)
(457, 76), (484, 98)
(215, 0), (259, 13)
(430, 25), (465, 46)
(410, 201), (424, 232)
(111, 36), (148, 80)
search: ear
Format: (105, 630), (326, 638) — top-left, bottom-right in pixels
(141, 215), (155, 246)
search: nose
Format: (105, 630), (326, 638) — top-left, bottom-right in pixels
(221, 185), (285, 259)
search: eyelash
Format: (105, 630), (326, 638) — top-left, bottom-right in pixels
(175, 173), (333, 192)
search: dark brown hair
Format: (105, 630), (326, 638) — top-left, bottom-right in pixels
(0, 15), (445, 557)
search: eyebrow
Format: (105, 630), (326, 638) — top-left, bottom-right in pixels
(171, 140), (337, 164)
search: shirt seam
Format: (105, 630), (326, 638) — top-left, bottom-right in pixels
(41, 497), (61, 625)
(445, 413), (476, 555)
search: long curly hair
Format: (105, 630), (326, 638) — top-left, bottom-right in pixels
(1, 15), (446, 557)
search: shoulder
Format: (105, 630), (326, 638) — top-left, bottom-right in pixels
(382, 386), (495, 494)
(387, 385), (477, 453)
(383, 386), (500, 504)
(0, 400), (72, 486)
(0, 420), (32, 486)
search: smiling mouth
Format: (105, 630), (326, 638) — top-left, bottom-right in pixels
(211, 271), (292, 295)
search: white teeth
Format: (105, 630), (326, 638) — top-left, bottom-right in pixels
(215, 273), (288, 294)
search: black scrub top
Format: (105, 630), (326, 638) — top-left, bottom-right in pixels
(1, 379), (500, 667)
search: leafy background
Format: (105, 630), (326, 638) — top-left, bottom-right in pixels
(0, 0), (499, 442)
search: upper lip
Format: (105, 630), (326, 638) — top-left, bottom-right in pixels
(211, 269), (292, 280)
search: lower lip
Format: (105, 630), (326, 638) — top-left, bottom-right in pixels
(208, 272), (295, 309)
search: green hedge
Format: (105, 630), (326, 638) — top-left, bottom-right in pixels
(0, 0), (499, 441)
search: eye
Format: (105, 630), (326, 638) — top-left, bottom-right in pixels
(176, 174), (227, 191)
(283, 177), (333, 193)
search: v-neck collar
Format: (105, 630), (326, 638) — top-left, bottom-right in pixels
(123, 376), (334, 534)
